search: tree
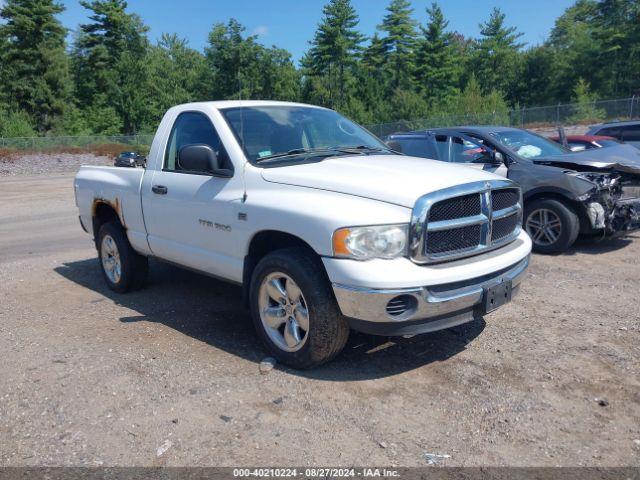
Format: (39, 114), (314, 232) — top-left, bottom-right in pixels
(199, 19), (300, 102)
(450, 74), (510, 124)
(146, 34), (206, 122)
(73, 0), (151, 133)
(303, 0), (364, 108)
(546, 0), (601, 102)
(472, 7), (524, 101)
(593, 0), (640, 97)
(414, 2), (461, 106)
(0, 0), (71, 132)
(569, 78), (605, 123)
(378, 0), (418, 90)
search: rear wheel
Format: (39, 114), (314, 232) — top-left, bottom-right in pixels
(98, 222), (148, 293)
(250, 248), (349, 369)
(524, 198), (579, 254)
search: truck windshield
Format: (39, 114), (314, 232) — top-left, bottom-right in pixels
(221, 106), (391, 164)
(492, 130), (569, 159)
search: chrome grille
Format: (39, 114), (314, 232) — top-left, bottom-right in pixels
(410, 180), (522, 264)
(492, 214), (520, 242)
(426, 224), (482, 254)
(429, 193), (481, 221)
(491, 189), (519, 211)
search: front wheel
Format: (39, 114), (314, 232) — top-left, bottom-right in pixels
(524, 198), (580, 254)
(249, 248), (349, 369)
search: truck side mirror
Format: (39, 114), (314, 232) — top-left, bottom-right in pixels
(178, 144), (220, 173)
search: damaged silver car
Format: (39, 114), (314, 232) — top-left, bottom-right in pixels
(387, 126), (640, 253)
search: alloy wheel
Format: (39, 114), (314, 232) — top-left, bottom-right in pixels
(101, 234), (122, 284)
(258, 272), (309, 352)
(525, 208), (562, 246)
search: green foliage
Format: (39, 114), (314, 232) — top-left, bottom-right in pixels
(0, 0), (71, 132)
(378, 0), (418, 90)
(414, 3), (461, 106)
(72, 0), (151, 134)
(446, 74), (510, 124)
(303, 0), (364, 108)
(472, 7), (524, 103)
(568, 78), (606, 123)
(0, 109), (37, 137)
(200, 19), (300, 103)
(1, 0), (640, 138)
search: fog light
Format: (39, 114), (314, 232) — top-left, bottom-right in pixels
(385, 295), (418, 319)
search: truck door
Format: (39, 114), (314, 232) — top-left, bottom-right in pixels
(142, 111), (244, 281)
(448, 134), (508, 177)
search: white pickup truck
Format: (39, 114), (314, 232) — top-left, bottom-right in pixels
(74, 101), (532, 368)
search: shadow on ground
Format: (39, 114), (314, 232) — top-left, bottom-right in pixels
(567, 232), (639, 255)
(55, 258), (485, 381)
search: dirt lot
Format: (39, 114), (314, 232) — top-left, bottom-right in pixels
(1, 166), (639, 467)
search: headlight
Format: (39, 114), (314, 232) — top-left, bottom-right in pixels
(332, 224), (408, 260)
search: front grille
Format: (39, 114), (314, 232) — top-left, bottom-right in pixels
(429, 193), (481, 221)
(426, 224), (482, 254)
(492, 214), (520, 241)
(491, 189), (519, 211)
(410, 181), (522, 264)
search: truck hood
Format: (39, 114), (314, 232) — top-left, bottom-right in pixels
(260, 154), (503, 208)
(533, 144), (640, 175)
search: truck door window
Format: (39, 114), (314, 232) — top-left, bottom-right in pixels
(164, 112), (231, 172)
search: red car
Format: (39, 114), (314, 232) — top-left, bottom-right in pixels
(550, 134), (621, 151)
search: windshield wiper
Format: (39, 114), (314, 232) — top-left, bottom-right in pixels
(335, 145), (390, 153)
(255, 148), (341, 163)
(255, 145), (391, 163)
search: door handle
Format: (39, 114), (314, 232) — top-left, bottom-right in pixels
(152, 185), (168, 195)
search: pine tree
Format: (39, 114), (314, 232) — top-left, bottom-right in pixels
(593, 0), (640, 97)
(378, 0), (418, 90)
(73, 0), (150, 133)
(200, 19), (300, 102)
(304, 0), (364, 108)
(473, 7), (524, 100)
(0, 0), (71, 132)
(414, 2), (461, 106)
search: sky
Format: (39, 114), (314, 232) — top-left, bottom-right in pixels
(57, 0), (577, 62)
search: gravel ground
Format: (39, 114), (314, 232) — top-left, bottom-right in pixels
(0, 164), (639, 467)
(0, 153), (112, 176)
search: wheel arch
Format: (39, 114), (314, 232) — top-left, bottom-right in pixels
(523, 188), (589, 232)
(242, 230), (321, 307)
(92, 200), (123, 249)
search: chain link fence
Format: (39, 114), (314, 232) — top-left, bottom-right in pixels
(0, 134), (154, 151)
(367, 96), (640, 138)
(2, 97), (640, 149)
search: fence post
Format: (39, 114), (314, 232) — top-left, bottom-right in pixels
(556, 103), (561, 124)
(631, 95), (636, 119)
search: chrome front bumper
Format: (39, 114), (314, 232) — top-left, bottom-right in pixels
(332, 255), (529, 336)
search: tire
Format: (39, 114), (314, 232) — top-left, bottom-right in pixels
(97, 221), (148, 293)
(524, 198), (580, 254)
(249, 247), (349, 369)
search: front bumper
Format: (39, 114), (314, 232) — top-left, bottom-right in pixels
(332, 255), (529, 336)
